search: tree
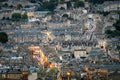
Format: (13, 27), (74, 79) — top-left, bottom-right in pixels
(2, 3), (8, 8)
(0, 32), (8, 43)
(44, 1), (57, 11)
(0, 0), (8, 2)
(70, 0), (80, 2)
(2, 17), (10, 20)
(11, 13), (28, 21)
(113, 20), (120, 31)
(37, 1), (57, 11)
(11, 13), (21, 21)
(17, 4), (23, 9)
(29, 0), (44, 3)
(74, 1), (85, 8)
(97, 11), (110, 16)
(2, 17), (6, 20)
(6, 17), (10, 20)
(0, 5), (1, 9)
(105, 30), (120, 37)
(30, 0), (36, 3)
(86, 0), (119, 4)
(85, 0), (103, 4)
(105, 30), (112, 34)
(9, 5), (14, 8)
(62, 14), (69, 18)
(50, 0), (59, 3)
(60, 7), (65, 10)
(21, 13), (28, 21)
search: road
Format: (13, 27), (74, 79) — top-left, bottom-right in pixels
(84, 19), (96, 41)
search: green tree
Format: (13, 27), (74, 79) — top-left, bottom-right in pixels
(97, 11), (110, 16)
(2, 17), (6, 20)
(6, 17), (10, 20)
(50, 0), (59, 3)
(2, 17), (10, 20)
(37, 1), (57, 11)
(62, 14), (69, 18)
(17, 4), (23, 9)
(85, 0), (104, 4)
(60, 7), (65, 10)
(21, 13), (28, 21)
(113, 20), (120, 31)
(11, 13), (21, 21)
(0, 5), (1, 9)
(0, 32), (8, 43)
(70, 0), (80, 2)
(0, 0), (8, 2)
(11, 13), (28, 21)
(9, 5), (14, 8)
(44, 1), (57, 11)
(30, 0), (36, 3)
(86, 0), (119, 4)
(74, 1), (85, 8)
(105, 30), (120, 37)
(105, 30), (112, 34)
(2, 3), (8, 8)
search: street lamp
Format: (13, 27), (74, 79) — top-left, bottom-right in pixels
(66, 72), (71, 80)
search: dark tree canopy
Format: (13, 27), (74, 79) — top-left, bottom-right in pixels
(74, 1), (85, 8)
(105, 30), (120, 37)
(85, 0), (119, 4)
(113, 20), (120, 31)
(29, 0), (44, 3)
(2, 3), (8, 8)
(105, 30), (112, 34)
(62, 14), (69, 18)
(105, 13), (120, 38)
(11, 13), (28, 21)
(0, 0), (8, 2)
(97, 11), (110, 16)
(17, 4), (23, 9)
(11, 13), (21, 21)
(0, 32), (8, 43)
(21, 13), (28, 21)
(29, 0), (36, 3)
(37, 1), (58, 11)
(70, 0), (80, 2)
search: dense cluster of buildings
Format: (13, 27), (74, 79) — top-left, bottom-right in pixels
(0, 0), (120, 80)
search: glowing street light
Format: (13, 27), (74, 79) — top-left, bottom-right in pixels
(66, 72), (71, 80)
